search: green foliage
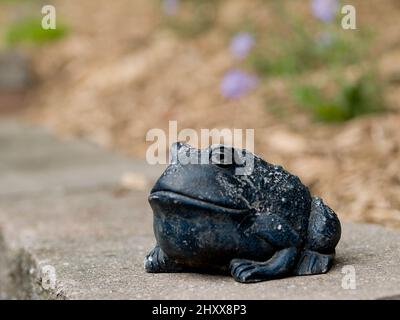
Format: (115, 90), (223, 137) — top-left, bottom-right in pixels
(0, 0), (29, 3)
(294, 74), (386, 122)
(250, 50), (299, 76)
(5, 17), (67, 46)
(239, 1), (384, 122)
(249, 32), (366, 77)
(244, 0), (372, 77)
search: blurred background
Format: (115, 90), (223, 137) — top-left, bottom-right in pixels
(0, 0), (399, 228)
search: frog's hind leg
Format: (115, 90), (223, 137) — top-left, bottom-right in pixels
(144, 245), (185, 273)
(294, 250), (335, 275)
(230, 213), (300, 283)
(294, 197), (341, 276)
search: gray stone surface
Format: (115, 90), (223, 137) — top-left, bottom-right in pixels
(0, 51), (32, 91)
(0, 120), (163, 197)
(0, 119), (400, 299)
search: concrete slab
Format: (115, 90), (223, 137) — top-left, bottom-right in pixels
(0, 119), (164, 196)
(0, 119), (399, 299)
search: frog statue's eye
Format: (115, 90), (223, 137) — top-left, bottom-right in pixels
(169, 141), (191, 164)
(209, 145), (244, 168)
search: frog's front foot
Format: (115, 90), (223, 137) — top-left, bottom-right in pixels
(230, 259), (264, 283)
(230, 247), (298, 283)
(144, 245), (184, 273)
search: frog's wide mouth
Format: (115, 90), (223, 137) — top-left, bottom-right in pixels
(148, 190), (250, 215)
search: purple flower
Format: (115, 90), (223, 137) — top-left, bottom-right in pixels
(221, 69), (258, 99)
(230, 32), (255, 59)
(311, 0), (338, 22)
(162, 0), (179, 16)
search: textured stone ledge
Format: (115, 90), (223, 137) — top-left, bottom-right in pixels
(0, 120), (399, 299)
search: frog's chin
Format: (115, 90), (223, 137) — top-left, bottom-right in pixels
(148, 190), (250, 215)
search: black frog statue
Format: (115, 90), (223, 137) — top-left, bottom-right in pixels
(144, 143), (341, 283)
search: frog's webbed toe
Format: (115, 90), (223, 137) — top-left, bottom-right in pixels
(230, 259), (263, 283)
(230, 247), (298, 283)
(144, 245), (185, 273)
